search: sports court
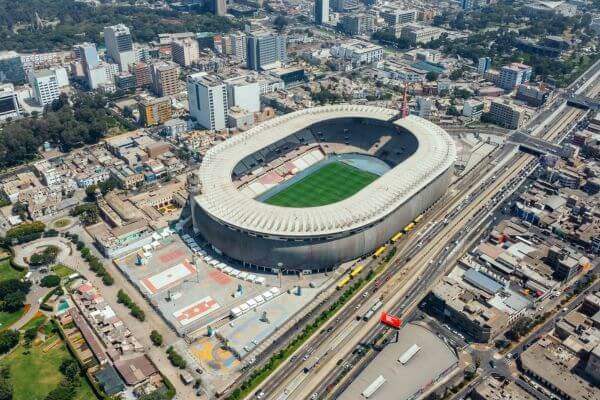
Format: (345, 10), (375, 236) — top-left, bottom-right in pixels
(140, 260), (196, 295)
(263, 162), (378, 208)
(173, 296), (221, 326)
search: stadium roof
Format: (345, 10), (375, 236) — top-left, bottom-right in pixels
(194, 104), (456, 236)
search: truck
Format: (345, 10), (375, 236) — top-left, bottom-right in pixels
(180, 371), (194, 385)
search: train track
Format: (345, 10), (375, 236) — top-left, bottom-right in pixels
(287, 74), (600, 400)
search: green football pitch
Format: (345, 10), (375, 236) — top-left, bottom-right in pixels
(264, 161), (379, 207)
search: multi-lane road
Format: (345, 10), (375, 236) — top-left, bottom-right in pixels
(235, 61), (600, 400)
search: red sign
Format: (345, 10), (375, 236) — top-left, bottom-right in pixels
(380, 311), (402, 329)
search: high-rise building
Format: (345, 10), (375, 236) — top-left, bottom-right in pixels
(87, 62), (119, 90)
(246, 32), (287, 71)
(150, 61), (180, 97)
(315, 0), (329, 25)
(400, 24), (442, 44)
(461, 0), (479, 10)
(498, 63), (532, 91)
(130, 62), (152, 88)
(172, 38), (200, 67)
(330, 0), (359, 12)
(30, 69), (60, 106)
(138, 97), (173, 126)
(222, 33), (247, 62)
(340, 13), (375, 36)
(379, 7), (417, 28)
(0, 51), (26, 85)
(488, 99), (525, 129)
(477, 57), (491, 74)
(74, 43), (100, 71)
(104, 24), (136, 72)
(225, 76), (260, 112)
(0, 83), (21, 121)
(187, 72), (228, 131)
(210, 0), (227, 16)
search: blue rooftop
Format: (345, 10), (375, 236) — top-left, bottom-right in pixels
(463, 269), (503, 294)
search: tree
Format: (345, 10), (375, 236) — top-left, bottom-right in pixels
(0, 366), (12, 400)
(426, 71), (439, 82)
(0, 330), (19, 354)
(59, 359), (80, 380)
(1, 291), (26, 313)
(24, 327), (37, 344)
(40, 274), (61, 288)
(273, 15), (288, 31)
(150, 330), (163, 347)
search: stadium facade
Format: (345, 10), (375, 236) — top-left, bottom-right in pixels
(190, 105), (456, 272)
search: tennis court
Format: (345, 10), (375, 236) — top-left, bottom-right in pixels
(263, 162), (378, 208)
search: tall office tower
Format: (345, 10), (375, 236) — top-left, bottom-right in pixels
(0, 51), (26, 84)
(331, 0), (359, 12)
(210, 0), (227, 16)
(103, 24), (136, 72)
(246, 31), (287, 71)
(315, 0), (329, 25)
(222, 33), (247, 62)
(30, 69), (60, 106)
(187, 72), (228, 131)
(172, 38), (200, 67)
(0, 83), (21, 121)
(150, 61), (180, 97)
(74, 43), (100, 72)
(477, 57), (491, 74)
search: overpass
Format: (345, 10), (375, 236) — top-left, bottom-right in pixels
(567, 94), (600, 111)
(509, 131), (563, 156)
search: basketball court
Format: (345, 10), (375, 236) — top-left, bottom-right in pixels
(174, 296), (221, 326)
(140, 260), (196, 295)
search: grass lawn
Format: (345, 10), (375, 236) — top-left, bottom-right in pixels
(52, 218), (70, 229)
(264, 162), (379, 208)
(20, 312), (46, 332)
(0, 308), (25, 331)
(0, 259), (25, 281)
(52, 264), (75, 279)
(3, 330), (97, 400)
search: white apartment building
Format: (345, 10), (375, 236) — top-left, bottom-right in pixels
(225, 76), (260, 113)
(104, 24), (136, 72)
(172, 38), (200, 67)
(330, 40), (384, 65)
(30, 69), (60, 106)
(187, 72), (228, 131)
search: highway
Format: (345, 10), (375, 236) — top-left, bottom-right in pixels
(253, 62), (600, 400)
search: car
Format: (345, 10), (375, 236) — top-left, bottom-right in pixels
(311, 393), (319, 400)
(195, 368), (203, 374)
(255, 390), (265, 399)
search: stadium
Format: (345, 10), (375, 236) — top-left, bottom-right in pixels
(190, 105), (456, 272)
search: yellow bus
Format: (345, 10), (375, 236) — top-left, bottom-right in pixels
(350, 264), (364, 278)
(414, 214), (424, 224)
(403, 222), (416, 232)
(337, 276), (351, 290)
(373, 246), (386, 258)
(391, 232), (404, 243)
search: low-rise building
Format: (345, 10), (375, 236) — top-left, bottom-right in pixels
(400, 24), (442, 45)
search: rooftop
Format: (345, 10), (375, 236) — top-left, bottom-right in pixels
(339, 324), (458, 400)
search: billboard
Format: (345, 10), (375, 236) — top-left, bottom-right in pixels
(380, 311), (402, 329)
